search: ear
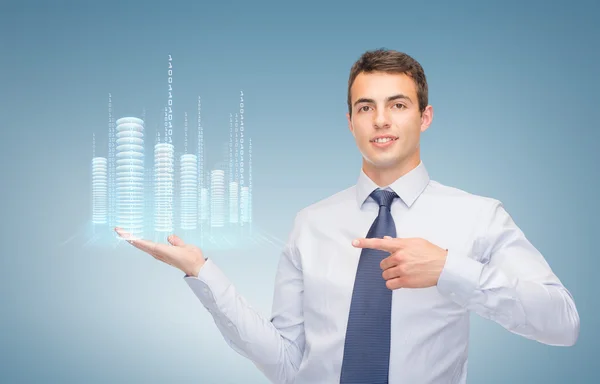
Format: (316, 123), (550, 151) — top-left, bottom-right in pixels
(420, 105), (434, 133)
(347, 112), (355, 138)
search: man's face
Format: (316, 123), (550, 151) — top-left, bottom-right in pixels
(347, 71), (432, 171)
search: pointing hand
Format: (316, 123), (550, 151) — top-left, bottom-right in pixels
(114, 227), (206, 277)
(352, 236), (448, 290)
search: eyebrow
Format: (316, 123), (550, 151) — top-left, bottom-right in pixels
(353, 93), (412, 107)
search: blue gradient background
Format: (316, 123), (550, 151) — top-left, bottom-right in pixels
(1, 0), (598, 382)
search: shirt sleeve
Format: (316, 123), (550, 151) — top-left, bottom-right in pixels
(183, 213), (306, 384)
(436, 199), (580, 346)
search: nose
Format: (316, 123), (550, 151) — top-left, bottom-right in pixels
(373, 108), (391, 129)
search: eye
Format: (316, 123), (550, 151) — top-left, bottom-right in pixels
(358, 106), (371, 112)
(393, 103), (405, 109)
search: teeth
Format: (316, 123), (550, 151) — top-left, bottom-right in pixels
(373, 137), (395, 143)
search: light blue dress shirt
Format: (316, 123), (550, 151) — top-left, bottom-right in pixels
(183, 161), (579, 384)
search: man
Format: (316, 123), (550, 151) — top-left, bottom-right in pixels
(115, 49), (580, 384)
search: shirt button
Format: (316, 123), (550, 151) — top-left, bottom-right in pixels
(227, 322), (233, 327)
(203, 287), (209, 294)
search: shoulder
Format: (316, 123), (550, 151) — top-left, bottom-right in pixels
(281, 185), (355, 249)
(291, 184), (356, 226)
(425, 179), (504, 218)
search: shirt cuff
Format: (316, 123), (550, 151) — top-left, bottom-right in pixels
(183, 258), (232, 312)
(436, 247), (484, 306)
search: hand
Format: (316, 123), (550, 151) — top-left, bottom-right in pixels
(352, 236), (448, 290)
(114, 227), (206, 277)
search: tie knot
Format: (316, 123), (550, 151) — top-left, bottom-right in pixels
(370, 189), (398, 209)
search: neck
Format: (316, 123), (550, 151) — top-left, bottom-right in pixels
(362, 152), (421, 187)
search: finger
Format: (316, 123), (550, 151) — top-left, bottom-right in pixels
(380, 252), (403, 271)
(352, 237), (401, 253)
(134, 240), (175, 265)
(385, 277), (407, 290)
(128, 237), (158, 254)
(115, 227), (139, 241)
(115, 228), (158, 254)
(115, 228), (175, 265)
(167, 234), (185, 247)
(381, 265), (403, 281)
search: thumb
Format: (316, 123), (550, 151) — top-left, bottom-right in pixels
(167, 234), (185, 246)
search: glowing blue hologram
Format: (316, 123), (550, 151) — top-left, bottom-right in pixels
(228, 181), (239, 224)
(248, 137), (252, 224)
(199, 187), (209, 222)
(154, 142), (174, 232)
(180, 154), (198, 230)
(85, 78), (255, 250)
(210, 170), (225, 227)
(92, 157), (108, 224)
(115, 117), (145, 236)
(228, 112), (238, 225)
(107, 94), (116, 230)
(240, 186), (250, 224)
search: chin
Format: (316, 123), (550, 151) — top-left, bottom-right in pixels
(364, 155), (403, 169)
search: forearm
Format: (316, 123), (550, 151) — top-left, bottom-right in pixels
(184, 259), (303, 383)
(438, 252), (580, 346)
(512, 278), (580, 345)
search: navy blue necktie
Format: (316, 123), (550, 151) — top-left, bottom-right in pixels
(340, 189), (399, 384)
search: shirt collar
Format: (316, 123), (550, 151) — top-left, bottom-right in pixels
(356, 160), (430, 209)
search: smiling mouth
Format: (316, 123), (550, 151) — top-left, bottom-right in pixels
(370, 137), (398, 143)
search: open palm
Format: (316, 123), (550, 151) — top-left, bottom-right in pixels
(114, 227), (206, 277)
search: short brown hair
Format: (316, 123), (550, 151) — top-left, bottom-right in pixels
(347, 48), (428, 116)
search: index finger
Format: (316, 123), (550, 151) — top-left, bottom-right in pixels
(351, 237), (401, 253)
(115, 227), (160, 255)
